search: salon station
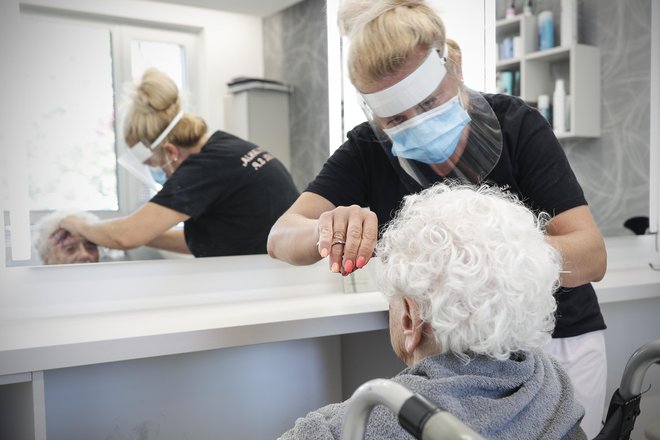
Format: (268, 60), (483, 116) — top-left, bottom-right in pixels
(1, 0), (660, 439)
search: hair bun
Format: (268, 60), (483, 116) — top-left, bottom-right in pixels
(337, 0), (427, 37)
(132, 68), (181, 114)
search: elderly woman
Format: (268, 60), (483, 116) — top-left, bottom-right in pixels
(279, 183), (586, 439)
(268, 0), (607, 435)
(34, 210), (100, 265)
(60, 68), (299, 258)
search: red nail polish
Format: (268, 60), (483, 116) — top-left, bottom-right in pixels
(344, 259), (354, 274)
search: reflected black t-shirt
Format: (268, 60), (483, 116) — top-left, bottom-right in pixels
(151, 131), (299, 257)
(305, 93), (605, 338)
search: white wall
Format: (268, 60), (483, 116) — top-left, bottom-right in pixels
(649, 0), (660, 269)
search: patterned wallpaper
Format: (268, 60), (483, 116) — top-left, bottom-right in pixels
(270, 0), (652, 237)
(263, 0), (330, 192)
(565, 0), (651, 237)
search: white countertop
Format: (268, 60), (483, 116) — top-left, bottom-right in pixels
(1, 235), (659, 376)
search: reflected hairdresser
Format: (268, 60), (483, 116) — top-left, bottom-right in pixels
(59, 68), (299, 258)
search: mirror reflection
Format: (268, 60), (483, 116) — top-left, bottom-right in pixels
(5, 0), (328, 267)
(4, 0), (654, 267)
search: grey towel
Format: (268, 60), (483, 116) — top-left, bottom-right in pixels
(278, 349), (586, 440)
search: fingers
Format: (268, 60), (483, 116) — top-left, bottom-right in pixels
(49, 228), (71, 244)
(317, 211), (335, 259)
(317, 206), (378, 275)
(355, 213), (378, 269)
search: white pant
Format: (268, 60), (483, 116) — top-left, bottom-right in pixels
(544, 330), (607, 439)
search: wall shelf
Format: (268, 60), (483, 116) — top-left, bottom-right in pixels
(496, 14), (601, 139)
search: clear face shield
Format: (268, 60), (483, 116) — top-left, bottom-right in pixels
(359, 48), (503, 187)
(117, 110), (184, 192)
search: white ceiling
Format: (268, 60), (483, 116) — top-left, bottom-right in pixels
(142, 0), (305, 17)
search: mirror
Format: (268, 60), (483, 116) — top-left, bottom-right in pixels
(493, 0), (652, 239)
(3, 0), (329, 267)
(4, 0), (655, 267)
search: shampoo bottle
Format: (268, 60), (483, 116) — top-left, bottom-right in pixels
(538, 11), (554, 50)
(553, 79), (566, 134)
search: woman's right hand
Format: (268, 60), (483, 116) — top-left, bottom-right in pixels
(316, 205), (379, 275)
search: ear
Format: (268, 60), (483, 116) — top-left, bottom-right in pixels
(401, 297), (424, 354)
(161, 142), (179, 161)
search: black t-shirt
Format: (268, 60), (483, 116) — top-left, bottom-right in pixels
(306, 93), (605, 338)
(151, 131), (299, 257)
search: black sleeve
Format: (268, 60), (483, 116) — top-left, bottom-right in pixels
(305, 123), (374, 208)
(506, 98), (587, 216)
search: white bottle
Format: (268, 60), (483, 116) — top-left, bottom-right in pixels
(537, 94), (550, 123)
(565, 94), (571, 131)
(553, 79), (566, 134)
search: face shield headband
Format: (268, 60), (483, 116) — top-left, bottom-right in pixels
(127, 110), (184, 162)
(360, 48), (446, 118)
(117, 110), (184, 192)
(357, 48), (503, 188)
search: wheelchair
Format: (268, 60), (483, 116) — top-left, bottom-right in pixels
(342, 339), (660, 440)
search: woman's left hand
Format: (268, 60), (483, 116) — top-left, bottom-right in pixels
(316, 205), (379, 275)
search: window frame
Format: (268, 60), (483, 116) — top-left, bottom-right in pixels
(110, 24), (198, 216)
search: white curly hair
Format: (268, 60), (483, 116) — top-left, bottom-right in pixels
(376, 182), (562, 361)
(33, 210), (99, 263)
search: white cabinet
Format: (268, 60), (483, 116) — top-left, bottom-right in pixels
(224, 79), (293, 170)
(496, 14), (601, 139)
(0, 372), (46, 440)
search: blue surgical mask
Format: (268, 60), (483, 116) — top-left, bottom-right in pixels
(384, 96), (471, 164)
(148, 166), (168, 186)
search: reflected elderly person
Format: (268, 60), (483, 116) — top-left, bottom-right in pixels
(34, 210), (100, 264)
(279, 183), (586, 440)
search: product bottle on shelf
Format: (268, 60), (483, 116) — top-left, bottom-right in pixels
(538, 11), (554, 50)
(538, 94), (551, 124)
(523, 0), (533, 15)
(565, 94), (571, 131)
(506, 0), (516, 18)
(553, 79), (566, 134)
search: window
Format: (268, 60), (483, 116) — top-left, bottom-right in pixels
(21, 17), (117, 211)
(17, 13), (196, 216)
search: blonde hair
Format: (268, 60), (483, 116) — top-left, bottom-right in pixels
(376, 182), (561, 362)
(123, 68), (207, 150)
(337, 0), (448, 91)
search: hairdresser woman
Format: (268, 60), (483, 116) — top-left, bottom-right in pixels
(267, 0), (606, 436)
(61, 68), (299, 257)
